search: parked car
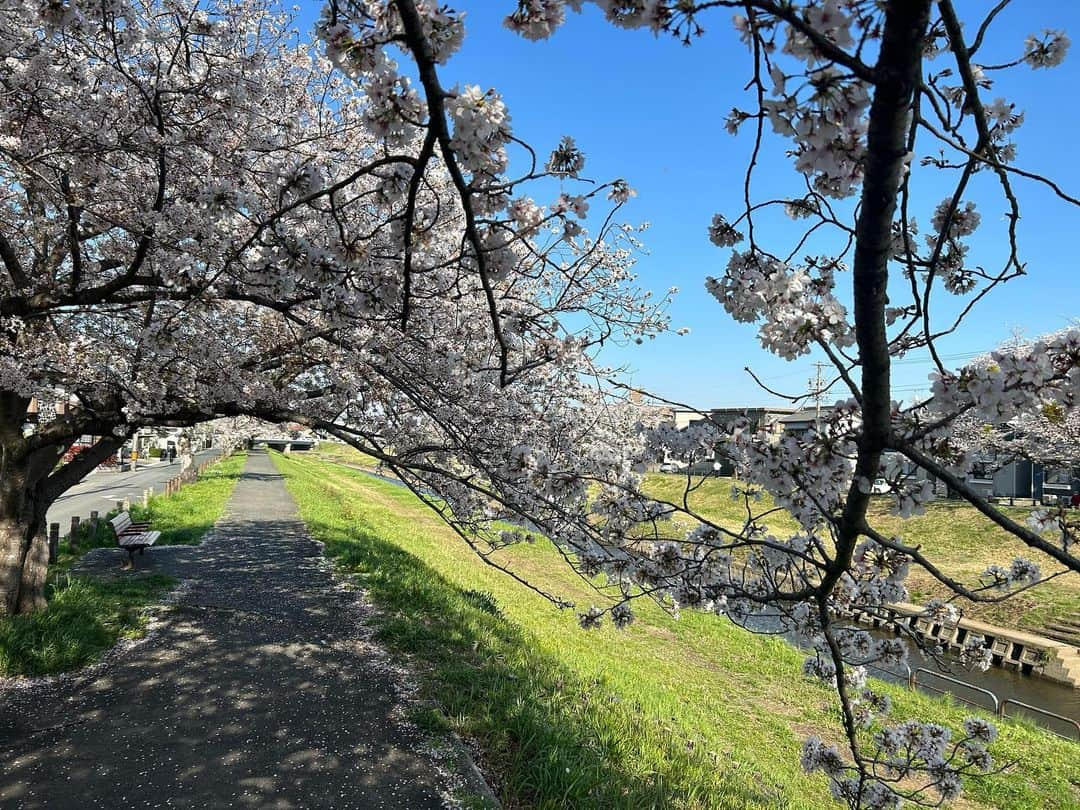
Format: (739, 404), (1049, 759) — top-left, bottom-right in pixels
(659, 462), (685, 473)
(870, 478), (890, 494)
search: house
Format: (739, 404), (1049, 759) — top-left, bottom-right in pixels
(1041, 464), (1080, 503)
(777, 406), (834, 437)
(964, 453), (1034, 501)
(670, 406), (797, 436)
(660, 406), (798, 473)
(963, 454), (1079, 504)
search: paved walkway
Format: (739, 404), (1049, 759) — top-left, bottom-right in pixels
(0, 452), (486, 809)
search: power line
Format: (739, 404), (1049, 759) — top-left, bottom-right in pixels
(891, 350), (987, 365)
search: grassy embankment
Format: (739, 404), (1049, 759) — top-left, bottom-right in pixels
(274, 451), (1080, 810)
(128, 452), (247, 545)
(313, 440), (383, 470)
(642, 473), (1080, 632)
(308, 444), (1079, 630)
(0, 452), (246, 677)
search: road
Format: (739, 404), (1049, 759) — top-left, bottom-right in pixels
(46, 449), (220, 531)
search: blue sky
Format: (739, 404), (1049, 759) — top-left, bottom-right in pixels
(296, 1), (1080, 409)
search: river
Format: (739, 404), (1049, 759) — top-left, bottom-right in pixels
(775, 621), (1080, 738)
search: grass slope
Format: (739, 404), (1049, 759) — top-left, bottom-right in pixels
(0, 574), (175, 677)
(643, 474), (1080, 631)
(0, 452), (245, 677)
(312, 441), (382, 469)
(274, 453), (1080, 810)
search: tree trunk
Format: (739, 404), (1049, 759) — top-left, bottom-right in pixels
(16, 513), (49, 613)
(0, 431), (53, 616)
(0, 518), (31, 616)
(0, 391), (125, 615)
(0, 516), (48, 616)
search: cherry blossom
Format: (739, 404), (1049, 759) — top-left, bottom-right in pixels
(5, 4), (1080, 808)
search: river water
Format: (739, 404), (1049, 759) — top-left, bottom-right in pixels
(871, 631), (1080, 738)
(776, 623), (1080, 738)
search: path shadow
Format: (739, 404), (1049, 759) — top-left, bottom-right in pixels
(0, 455), (459, 809)
(0, 598), (446, 808)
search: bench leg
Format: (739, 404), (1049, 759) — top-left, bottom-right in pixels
(122, 547), (135, 570)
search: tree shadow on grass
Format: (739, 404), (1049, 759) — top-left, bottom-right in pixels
(0, 574), (174, 677)
(308, 516), (790, 810)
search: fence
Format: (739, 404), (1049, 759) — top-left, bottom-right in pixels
(863, 661), (1080, 739)
(911, 667), (1000, 714)
(162, 454), (219, 497)
(47, 511), (106, 563)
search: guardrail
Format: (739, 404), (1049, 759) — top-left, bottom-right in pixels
(911, 668), (1000, 714)
(901, 667), (1079, 740)
(863, 662), (1079, 739)
(1001, 699), (1080, 738)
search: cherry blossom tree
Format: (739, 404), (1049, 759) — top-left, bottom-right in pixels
(0, 0), (368, 612)
(299, 1), (1080, 806)
(492, 2), (1080, 806)
(0, 0), (663, 615)
(951, 331), (1080, 479)
(5, 2), (1080, 805)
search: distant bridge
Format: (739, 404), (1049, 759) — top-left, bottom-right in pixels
(248, 437), (316, 452)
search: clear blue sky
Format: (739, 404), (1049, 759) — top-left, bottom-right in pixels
(295, 1), (1080, 409)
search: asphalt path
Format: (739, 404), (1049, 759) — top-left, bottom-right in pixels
(1, 451), (486, 808)
(46, 448), (221, 531)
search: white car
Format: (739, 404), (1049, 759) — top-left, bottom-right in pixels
(870, 478), (890, 494)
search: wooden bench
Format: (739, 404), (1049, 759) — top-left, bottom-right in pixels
(110, 511), (161, 569)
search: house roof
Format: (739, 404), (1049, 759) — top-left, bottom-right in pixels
(778, 407), (832, 424)
(706, 406), (799, 416)
(672, 406), (800, 417)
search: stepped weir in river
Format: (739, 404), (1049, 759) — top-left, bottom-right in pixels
(844, 601), (1080, 687)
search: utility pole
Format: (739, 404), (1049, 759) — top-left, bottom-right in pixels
(809, 361), (828, 434)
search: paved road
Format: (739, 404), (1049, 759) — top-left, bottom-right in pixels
(46, 449), (220, 530)
(0, 451), (487, 809)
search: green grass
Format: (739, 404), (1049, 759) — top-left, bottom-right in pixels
(0, 575), (175, 677)
(50, 517), (121, 573)
(273, 453), (1080, 810)
(130, 451), (247, 545)
(0, 451), (246, 678)
(312, 441), (382, 469)
(311, 457), (1079, 630)
(642, 473), (1080, 631)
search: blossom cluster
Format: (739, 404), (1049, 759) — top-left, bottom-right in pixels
(706, 251), (854, 360)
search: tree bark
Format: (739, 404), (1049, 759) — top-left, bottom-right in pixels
(0, 452), (60, 615)
(14, 518), (49, 614)
(0, 390), (57, 615)
(832, 0), (932, 576)
(0, 390), (124, 615)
